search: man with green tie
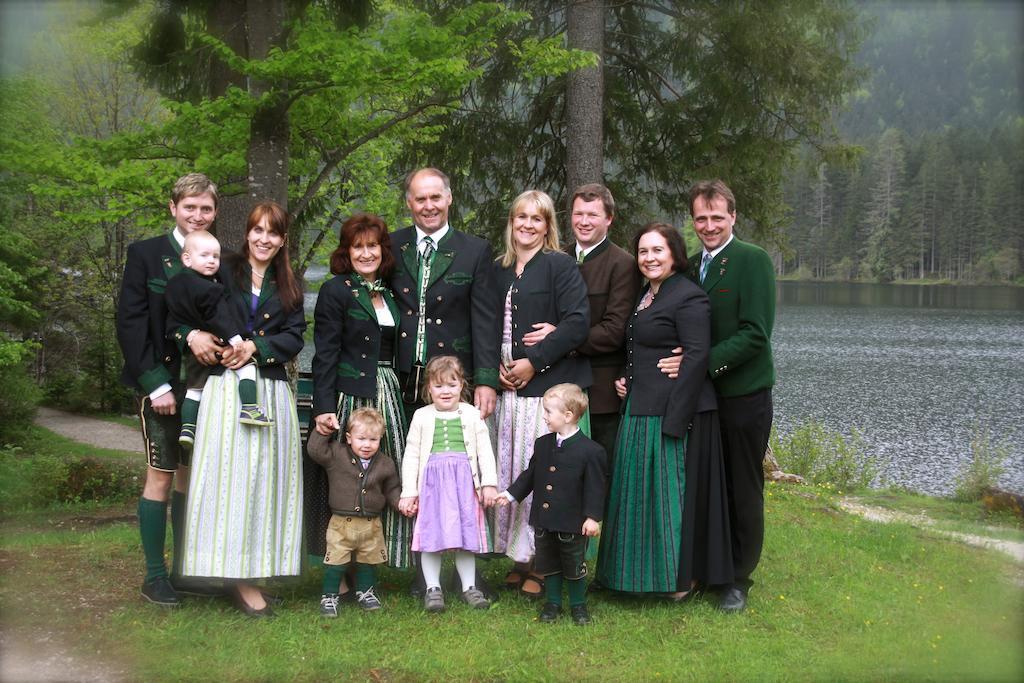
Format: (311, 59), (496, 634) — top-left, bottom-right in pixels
(687, 179), (776, 613)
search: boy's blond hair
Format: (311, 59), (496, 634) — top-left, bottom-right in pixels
(543, 383), (588, 420)
(183, 230), (220, 254)
(347, 407), (385, 437)
(172, 172), (219, 205)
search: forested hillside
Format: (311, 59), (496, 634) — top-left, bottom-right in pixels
(777, 1), (1023, 283)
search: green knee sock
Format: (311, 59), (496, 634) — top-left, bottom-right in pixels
(355, 564), (376, 593)
(323, 564), (346, 594)
(545, 573), (563, 606)
(567, 577), (587, 607)
(181, 398), (199, 431)
(138, 497), (168, 583)
(170, 490), (186, 575)
(238, 378), (257, 406)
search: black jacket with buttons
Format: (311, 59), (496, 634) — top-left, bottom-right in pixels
(493, 250), (592, 397)
(312, 272), (400, 414)
(165, 268), (244, 347)
(624, 272), (717, 438)
(307, 431), (401, 518)
(506, 431), (605, 534)
(206, 255), (306, 382)
(117, 232), (185, 395)
(389, 226), (500, 389)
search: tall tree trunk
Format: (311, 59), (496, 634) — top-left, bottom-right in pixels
(246, 0), (290, 248)
(564, 0), (604, 232)
(208, 0), (250, 250)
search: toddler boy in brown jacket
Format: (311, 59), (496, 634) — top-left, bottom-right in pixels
(307, 407), (401, 614)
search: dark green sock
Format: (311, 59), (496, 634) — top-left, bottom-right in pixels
(238, 379), (257, 406)
(138, 497), (168, 583)
(181, 398), (199, 431)
(323, 564), (346, 594)
(170, 490), (186, 575)
(355, 564), (376, 593)
(567, 577), (587, 607)
(545, 573), (563, 606)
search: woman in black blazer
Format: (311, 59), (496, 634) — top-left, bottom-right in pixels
(306, 213), (412, 572)
(596, 222), (733, 598)
(490, 190), (591, 596)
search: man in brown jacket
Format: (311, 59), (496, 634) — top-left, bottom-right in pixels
(524, 184), (640, 463)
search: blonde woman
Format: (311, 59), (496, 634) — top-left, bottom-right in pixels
(489, 190), (591, 596)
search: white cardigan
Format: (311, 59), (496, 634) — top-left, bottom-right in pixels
(400, 402), (498, 498)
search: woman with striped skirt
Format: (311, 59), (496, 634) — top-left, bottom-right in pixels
(596, 222), (732, 597)
(306, 214), (412, 574)
(181, 201), (306, 616)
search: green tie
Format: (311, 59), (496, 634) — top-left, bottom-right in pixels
(700, 252), (712, 283)
(577, 249), (585, 265)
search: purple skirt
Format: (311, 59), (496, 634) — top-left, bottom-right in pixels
(411, 452), (488, 553)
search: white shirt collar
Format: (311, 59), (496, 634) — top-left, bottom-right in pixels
(575, 236), (607, 260)
(172, 227), (186, 248)
(415, 224), (450, 249)
(702, 233), (734, 261)
(556, 427), (580, 446)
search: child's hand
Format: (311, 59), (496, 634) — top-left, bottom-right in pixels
(582, 518), (600, 537)
(399, 496), (418, 517)
(494, 492), (510, 507)
(479, 486), (498, 508)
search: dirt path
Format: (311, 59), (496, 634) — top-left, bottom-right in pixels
(33, 406), (143, 453)
(839, 498), (1024, 563)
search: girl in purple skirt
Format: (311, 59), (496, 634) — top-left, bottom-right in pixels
(399, 356), (499, 613)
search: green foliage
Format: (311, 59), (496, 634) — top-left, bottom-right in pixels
(0, 361), (42, 443)
(772, 420), (878, 492)
(0, 442), (142, 513)
(953, 428), (1009, 503)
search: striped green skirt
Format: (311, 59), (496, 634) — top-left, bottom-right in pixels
(182, 373), (303, 579)
(595, 397), (686, 593)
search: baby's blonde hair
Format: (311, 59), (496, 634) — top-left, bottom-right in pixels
(183, 230), (220, 254)
(347, 406), (385, 437)
(421, 355), (469, 405)
(543, 383), (589, 420)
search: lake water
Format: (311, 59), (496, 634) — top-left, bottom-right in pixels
(774, 282), (1024, 496)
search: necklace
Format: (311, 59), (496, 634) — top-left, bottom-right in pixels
(252, 269), (266, 280)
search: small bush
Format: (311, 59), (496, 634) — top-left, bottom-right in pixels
(0, 360), (42, 442)
(0, 445), (141, 513)
(953, 428), (1008, 502)
(772, 421), (878, 492)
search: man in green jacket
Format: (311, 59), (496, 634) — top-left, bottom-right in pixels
(687, 180), (776, 613)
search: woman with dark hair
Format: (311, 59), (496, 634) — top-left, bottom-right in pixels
(306, 213), (412, 590)
(181, 200), (306, 616)
(596, 222), (732, 598)
(490, 190), (591, 596)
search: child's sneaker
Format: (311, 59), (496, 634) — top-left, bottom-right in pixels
(424, 587), (445, 613)
(239, 405), (274, 427)
(356, 587), (382, 611)
(178, 425), (195, 452)
(319, 593), (339, 617)
(460, 587), (491, 610)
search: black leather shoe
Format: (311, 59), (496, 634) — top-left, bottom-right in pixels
(232, 587), (274, 618)
(570, 604), (591, 626)
(718, 586), (747, 613)
(140, 577), (179, 607)
(538, 602), (561, 623)
(169, 575), (224, 598)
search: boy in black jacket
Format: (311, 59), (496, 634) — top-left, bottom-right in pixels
(497, 383), (605, 625)
(307, 407), (402, 614)
(165, 230), (270, 451)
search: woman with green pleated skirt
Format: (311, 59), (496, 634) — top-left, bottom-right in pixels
(596, 223), (733, 597)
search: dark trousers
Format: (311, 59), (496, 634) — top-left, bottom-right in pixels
(588, 412), (620, 472)
(717, 388), (773, 590)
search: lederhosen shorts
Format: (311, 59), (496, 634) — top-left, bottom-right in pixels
(138, 386), (187, 472)
(534, 527), (588, 580)
(324, 513), (388, 566)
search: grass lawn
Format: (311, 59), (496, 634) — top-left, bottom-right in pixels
(2, 481), (1022, 681)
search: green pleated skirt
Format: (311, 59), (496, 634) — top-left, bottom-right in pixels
(595, 396), (686, 593)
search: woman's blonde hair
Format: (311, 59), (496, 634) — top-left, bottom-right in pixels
(499, 190), (560, 268)
(421, 355), (471, 405)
